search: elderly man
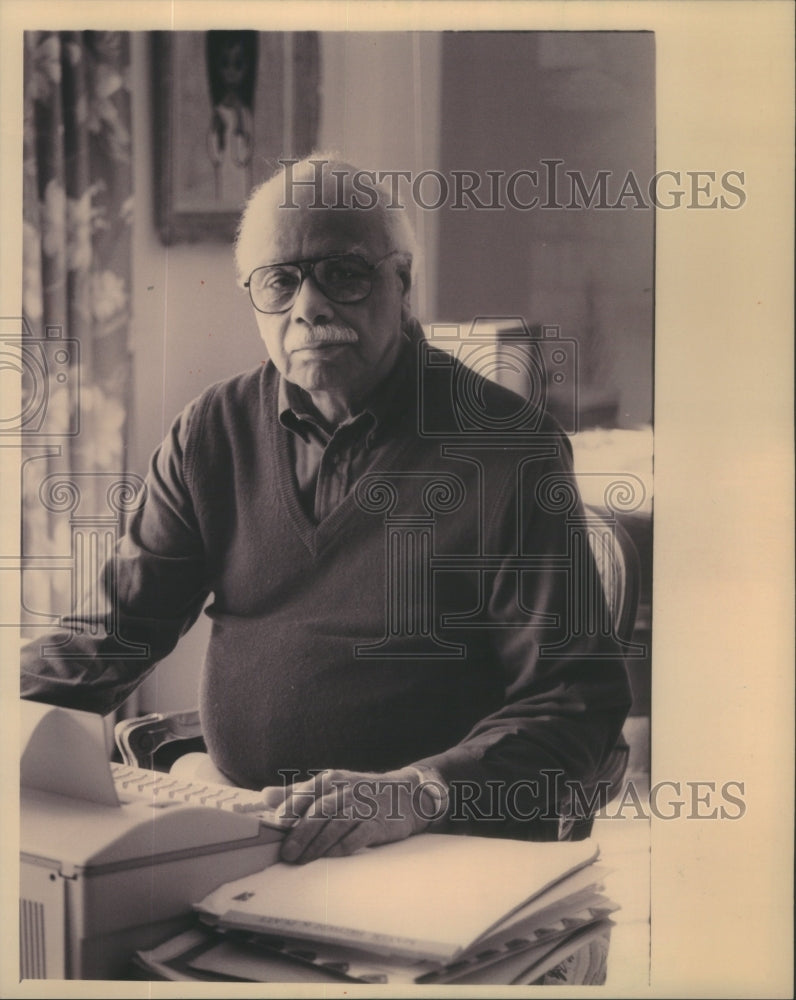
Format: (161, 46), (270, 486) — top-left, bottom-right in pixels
(21, 156), (632, 863)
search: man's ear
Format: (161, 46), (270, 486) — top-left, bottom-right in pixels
(396, 254), (413, 301)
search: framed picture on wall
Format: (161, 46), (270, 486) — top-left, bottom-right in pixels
(152, 30), (321, 244)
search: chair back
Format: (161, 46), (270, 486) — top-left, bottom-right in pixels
(556, 504), (642, 840)
(584, 504), (641, 643)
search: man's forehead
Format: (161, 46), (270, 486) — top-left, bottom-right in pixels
(256, 200), (390, 264)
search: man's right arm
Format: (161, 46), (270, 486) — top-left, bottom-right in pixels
(20, 401), (210, 716)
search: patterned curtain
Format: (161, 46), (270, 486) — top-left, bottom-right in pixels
(21, 31), (133, 636)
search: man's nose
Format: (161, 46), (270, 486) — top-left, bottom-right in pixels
(290, 272), (336, 325)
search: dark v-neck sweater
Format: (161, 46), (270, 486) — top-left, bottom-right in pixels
(22, 335), (631, 826)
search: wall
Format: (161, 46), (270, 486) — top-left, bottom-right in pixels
(436, 32), (655, 428)
(316, 32), (442, 321)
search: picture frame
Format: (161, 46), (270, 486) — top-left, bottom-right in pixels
(152, 30), (321, 244)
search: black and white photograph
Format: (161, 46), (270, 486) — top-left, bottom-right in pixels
(1, 2), (792, 997)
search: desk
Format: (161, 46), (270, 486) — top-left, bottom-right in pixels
(22, 798), (649, 984)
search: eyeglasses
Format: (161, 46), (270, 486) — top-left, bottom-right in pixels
(244, 251), (403, 314)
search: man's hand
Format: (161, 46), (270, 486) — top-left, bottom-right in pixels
(260, 766), (447, 864)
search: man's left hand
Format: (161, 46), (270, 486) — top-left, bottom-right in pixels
(260, 766), (446, 864)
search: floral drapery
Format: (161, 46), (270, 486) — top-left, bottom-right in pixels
(21, 31), (133, 629)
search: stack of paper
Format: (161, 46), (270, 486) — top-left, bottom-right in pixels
(135, 833), (618, 985)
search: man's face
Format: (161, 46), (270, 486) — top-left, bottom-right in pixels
(246, 199), (410, 408)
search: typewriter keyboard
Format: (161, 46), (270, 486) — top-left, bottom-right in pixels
(110, 762), (296, 830)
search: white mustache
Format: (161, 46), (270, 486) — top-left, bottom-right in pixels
(287, 324), (359, 351)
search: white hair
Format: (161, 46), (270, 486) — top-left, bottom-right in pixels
(234, 152), (419, 286)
